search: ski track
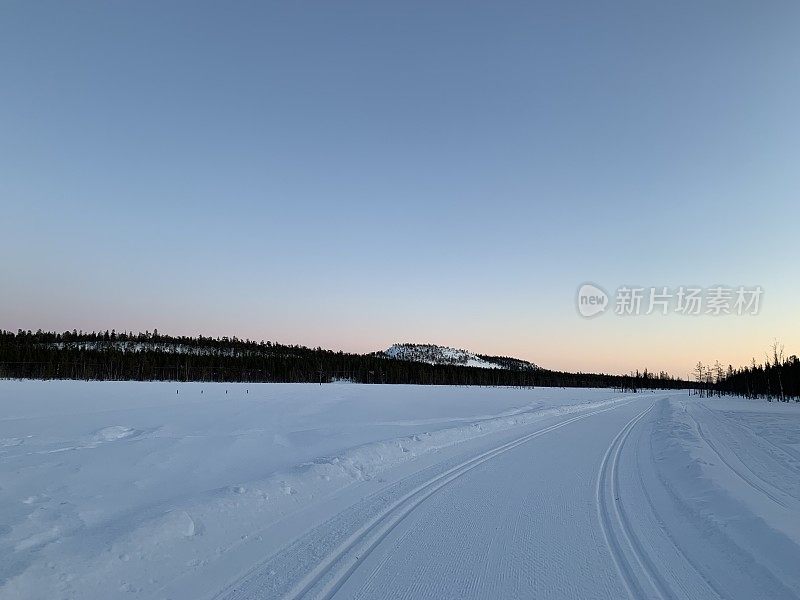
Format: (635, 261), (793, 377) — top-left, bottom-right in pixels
(596, 402), (673, 600)
(206, 395), (800, 600)
(216, 400), (637, 600)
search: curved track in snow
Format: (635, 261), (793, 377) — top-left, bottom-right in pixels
(596, 402), (671, 600)
(6, 382), (797, 599)
(216, 393), (800, 600)
(216, 400), (638, 600)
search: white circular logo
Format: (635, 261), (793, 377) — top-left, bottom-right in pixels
(577, 283), (609, 318)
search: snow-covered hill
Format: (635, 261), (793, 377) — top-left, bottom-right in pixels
(380, 343), (538, 371)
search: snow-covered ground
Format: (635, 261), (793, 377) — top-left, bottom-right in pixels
(1, 382), (798, 599)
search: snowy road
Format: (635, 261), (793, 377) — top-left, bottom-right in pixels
(2, 383), (799, 599)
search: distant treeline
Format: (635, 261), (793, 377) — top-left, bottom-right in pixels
(0, 329), (687, 390)
(697, 342), (800, 401)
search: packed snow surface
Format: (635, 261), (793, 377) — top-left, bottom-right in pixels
(1, 381), (799, 599)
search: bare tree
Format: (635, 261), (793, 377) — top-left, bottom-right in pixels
(769, 339), (786, 401)
(694, 361), (705, 396)
(769, 339), (785, 365)
(714, 360), (723, 385)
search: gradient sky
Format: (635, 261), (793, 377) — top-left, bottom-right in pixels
(2, 1), (799, 376)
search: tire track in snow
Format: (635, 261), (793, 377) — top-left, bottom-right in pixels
(646, 399), (800, 600)
(727, 418), (800, 474)
(688, 404), (795, 509)
(596, 402), (672, 600)
(696, 402), (800, 495)
(699, 403), (800, 470)
(634, 401), (725, 599)
(272, 399), (638, 600)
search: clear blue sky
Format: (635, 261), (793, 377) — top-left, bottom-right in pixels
(2, 1), (799, 375)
